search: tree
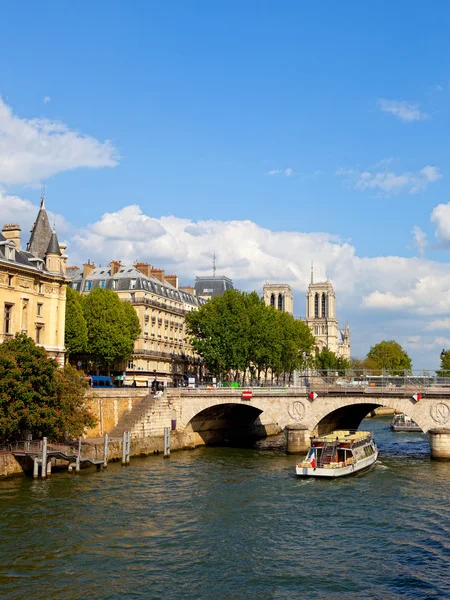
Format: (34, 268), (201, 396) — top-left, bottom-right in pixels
(350, 356), (380, 373)
(82, 288), (141, 372)
(366, 340), (412, 374)
(437, 349), (450, 377)
(0, 334), (96, 443)
(315, 348), (350, 373)
(65, 286), (88, 357)
(185, 289), (316, 383)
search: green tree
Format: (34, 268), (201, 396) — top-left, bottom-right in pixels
(186, 289), (316, 383)
(83, 288), (140, 372)
(65, 286), (88, 357)
(350, 356), (380, 373)
(366, 340), (412, 374)
(437, 349), (450, 377)
(0, 334), (95, 443)
(315, 348), (350, 373)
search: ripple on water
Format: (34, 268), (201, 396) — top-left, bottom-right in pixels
(1, 419), (450, 599)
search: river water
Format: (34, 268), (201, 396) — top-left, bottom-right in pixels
(1, 418), (450, 600)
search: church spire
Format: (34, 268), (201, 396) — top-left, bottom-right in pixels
(27, 192), (52, 259)
(311, 261), (314, 284)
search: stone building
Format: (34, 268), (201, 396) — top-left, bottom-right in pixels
(305, 278), (350, 359)
(263, 282), (294, 315)
(0, 197), (68, 365)
(69, 261), (206, 386)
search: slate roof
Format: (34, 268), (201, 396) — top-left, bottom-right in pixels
(27, 198), (53, 260)
(0, 232), (46, 273)
(46, 230), (61, 255)
(194, 275), (234, 298)
(69, 265), (205, 307)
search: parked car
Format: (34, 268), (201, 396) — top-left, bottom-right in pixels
(90, 375), (114, 388)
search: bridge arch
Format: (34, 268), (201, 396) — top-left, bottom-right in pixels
(306, 396), (430, 436)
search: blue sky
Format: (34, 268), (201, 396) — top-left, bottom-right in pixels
(2, 1), (450, 367)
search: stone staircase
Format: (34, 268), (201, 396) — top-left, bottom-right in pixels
(109, 392), (173, 439)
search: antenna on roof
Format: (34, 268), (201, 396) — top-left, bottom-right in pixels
(213, 249), (216, 277)
(311, 261), (314, 284)
(40, 182), (46, 208)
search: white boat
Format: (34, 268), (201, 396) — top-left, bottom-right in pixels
(390, 413), (421, 432)
(296, 430), (378, 478)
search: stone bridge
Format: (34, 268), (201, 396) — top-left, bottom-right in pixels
(168, 386), (450, 459)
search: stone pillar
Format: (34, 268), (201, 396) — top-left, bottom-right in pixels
(286, 425), (311, 454)
(428, 428), (450, 460)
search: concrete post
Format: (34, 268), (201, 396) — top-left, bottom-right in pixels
(41, 437), (48, 479)
(286, 425), (311, 454)
(76, 437), (81, 472)
(428, 428), (450, 460)
(164, 427), (170, 458)
(103, 433), (109, 468)
(33, 457), (39, 479)
(46, 459), (52, 476)
(126, 432), (131, 465)
(122, 431), (127, 466)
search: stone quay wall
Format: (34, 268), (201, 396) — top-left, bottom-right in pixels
(84, 389), (149, 437)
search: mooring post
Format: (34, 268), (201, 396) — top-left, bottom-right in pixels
(163, 427), (170, 458)
(103, 433), (109, 468)
(33, 456), (39, 479)
(41, 437), (48, 479)
(126, 431), (131, 465)
(76, 437), (81, 472)
(122, 431), (127, 466)
(46, 459), (52, 476)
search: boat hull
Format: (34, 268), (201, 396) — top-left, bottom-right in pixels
(390, 425), (421, 432)
(296, 450), (378, 478)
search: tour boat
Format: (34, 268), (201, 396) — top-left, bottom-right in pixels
(390, 413), (421, 432)
(296, 430), (378, 478)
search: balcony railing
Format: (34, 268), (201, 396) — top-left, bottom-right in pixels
(127, 296), (186, 316)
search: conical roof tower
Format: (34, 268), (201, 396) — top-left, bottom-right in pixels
(27, 194), (52, 259)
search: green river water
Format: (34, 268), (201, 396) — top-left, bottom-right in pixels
(1, 417), (450, 600)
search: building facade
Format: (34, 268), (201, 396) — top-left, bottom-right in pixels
(305, 278), (350, 359)
(0, 198), (68, 365)
(69, 261), (206, 386)
(263, 282), (294, 315)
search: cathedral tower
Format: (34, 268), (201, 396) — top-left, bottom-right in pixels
(263, 282), (294, 315)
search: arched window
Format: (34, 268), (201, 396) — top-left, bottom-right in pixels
(314, 293), (319, 318)
(270, 293), (275, 307)
(278, 294), (283, 311)
(322, 293), (327, 318)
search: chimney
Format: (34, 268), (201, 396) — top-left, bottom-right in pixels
(135, 262), (151, 277)
(151, 268), (165, 282)
(109, 260), (122, 276)
(83, 260), (96, 278)
(179, 285), (196, 296)
(59, 242), (68, 276)
(2, 224), (21, 250)
(165, 274), (178, 288)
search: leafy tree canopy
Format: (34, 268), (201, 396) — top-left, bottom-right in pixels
(366, 340), (412, 374)
(315, 348), (350, 372)
(0, 334), (96, 443)
(65, 286), (88, 356)
(82, 288), (141, 371)
(186, 290), (316, 382)
(437, 349), (450, 377)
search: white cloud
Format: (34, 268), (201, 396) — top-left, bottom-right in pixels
(362, 291), (414, 310)
(338, 164), (442, 195)
(426, 319), (450, 331)
(430, 202), (450, 246)
(266, 167), (294, 177)
(7, 199), (450, 368)
(378, 98), (429, 122)
(43, 96), (51, 104)
(0, 96), (118, 186)
(412, 226), (427, 257)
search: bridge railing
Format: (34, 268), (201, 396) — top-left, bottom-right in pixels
(175, 371), (450, 397)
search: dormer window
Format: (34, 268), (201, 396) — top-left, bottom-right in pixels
(130, 278), (137, 290)
(6, 246), (14, 261)
(112, 279), (118, 290)
(86, 281), (92, 291)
